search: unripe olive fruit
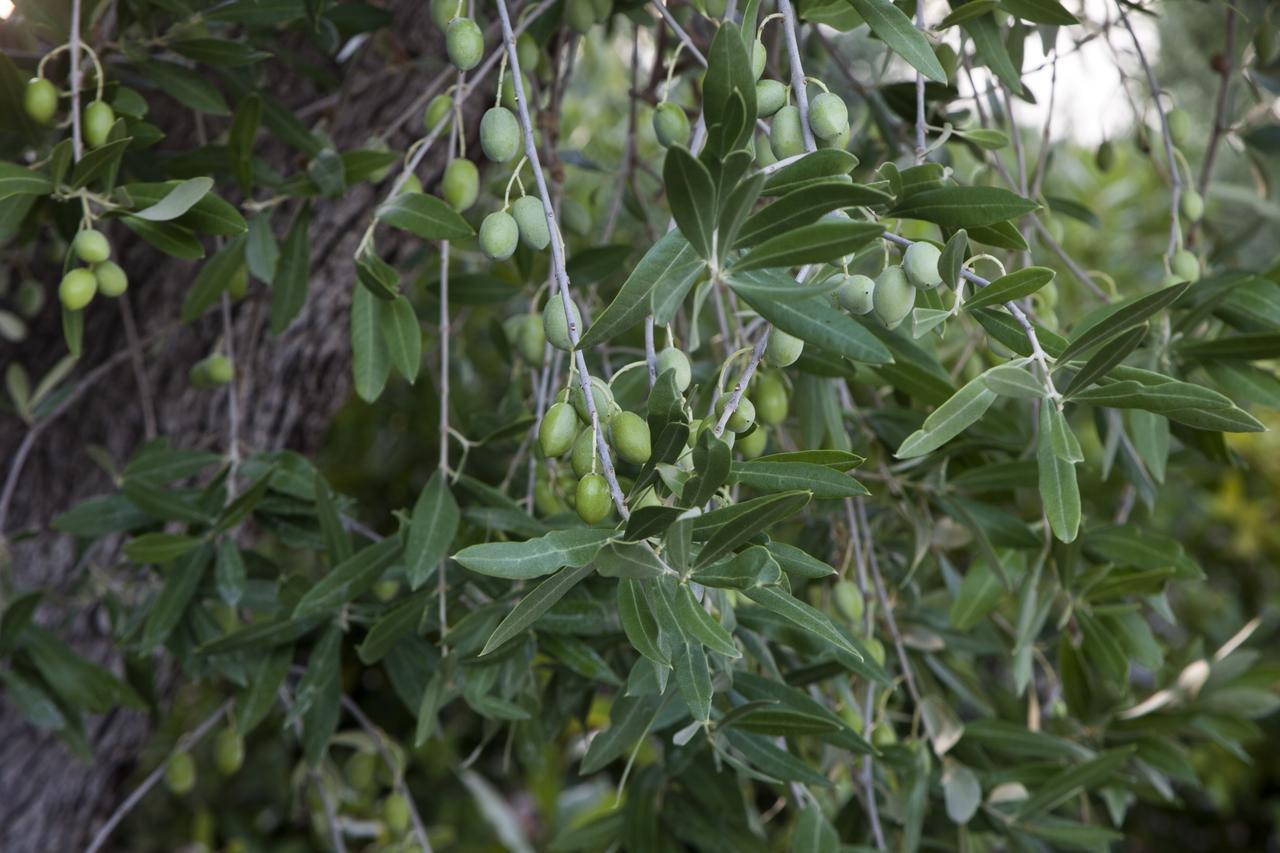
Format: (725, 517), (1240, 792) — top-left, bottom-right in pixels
(441, 159), (478, 210)
(59, 268), (97, 311)
(716, 393), (756, 433)
(375, 579), (400, 601)
(424, 94), (453, 132)
(754, 132), (777, 167)
(511, 195), (550, 250)
(1165, 108), (1191, 147)
(571, 428), (598, 477)
(864, 636), (886, 667)
(517, 34), (539, 70)
(228, 265), (249, 300)
(751, 39), (766, 80)
(534, 479), (566, 515)
(401, 173), (423, 195)
(165, 752), (197, 795)
(765, 328), (804, 367)
(1180, 189), (1204, 222)
(539, 402), (578, 457)
(93, 260), (129, 297)
(834, 580), (864, 623)
(1095, 139), (1115, 172)
(1171, 249), (1200, 283)
(479, 211), (519, 260)
(345, 751), (378, 791)
(205, 355), (235, 385)
(934, 43), (958, 81)
(73, 229), (111, 264)
(754, 372), (788, 425)
(903, 241), (943, 289)
(576, 474), (611, 523)
(837, 273), (875, 315)
(655, 347), (692, 391)
(817, 123), (851, 151)
(214, 728), (245, 775)
(770, 105), (805, 159)
(383, 793), (412, 835)
(610, 411), (652, 465)
(632, 486), (662, 510)
(543, 294), (582, 351)
(808, 92), (849, 142)
(431, 0), (459, 29)
(873, 265), (914, 330)
(480, 107), (521, 163)
(872, 721), (896, 747)
(24, 78), (58, 124)
(500, 70), (532, 112)
(567, 0), (596, 34)
(737, 426), (767, 459)
(653, 102), (691, 149)
(515, 312), (545, 363)
(83, 100), (115, 149)
(571, 375), (615, 424)
(446, 18), (484, 71)
(755, 80), (786, 118)
(689, 416), (734, 449)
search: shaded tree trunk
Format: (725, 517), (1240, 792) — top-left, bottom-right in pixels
(0, 3), (483, 846)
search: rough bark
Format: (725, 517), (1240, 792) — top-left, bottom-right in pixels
(0, 3), (482, 847)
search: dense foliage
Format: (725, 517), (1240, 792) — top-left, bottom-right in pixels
(2, 0), (1279, 849)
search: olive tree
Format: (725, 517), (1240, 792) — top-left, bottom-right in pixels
(2, 0), (1279, 849)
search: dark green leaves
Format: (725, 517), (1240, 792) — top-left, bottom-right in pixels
(454, 528), (615, 579)
(0, 162), (52, 198)
(896, 373), (998, 458)
(1038, 405), (1081, 543)
(405, 472), (459, 588)
(730, 221), (884, 272)
(293, 535), (403, 619)
(734, 183), (892, 248)
(701, 22), (757, 152)
(892, 186), (1038, 228)
(1058, 280), (1191, 362)
(271, 206), (311, 333)
(845, 0), (948, 83)
(695, 491), (812, 568)
(579, 231), (702, 348)
(730, 461), (868, 498)
(663, 146), (716, 259)
(965, 267), (1056, 311)
(376, 192), (474, 241)
(480, 563), (596, 655)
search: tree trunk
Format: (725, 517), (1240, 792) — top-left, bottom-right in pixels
(0, 4), (480, 847)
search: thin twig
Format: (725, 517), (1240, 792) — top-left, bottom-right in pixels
(644, 315), (657, 389)
(845, 499), (886, 851)
(857, 500), (920, 704)
(912, 0), (926, 162)
(439, 242), (451, 472)
(712, 327), (768, 438)
(220, 291), (241, 496)
(84, 701), (232, 853)
(1189, 5), (1237, 245)
(778, 0), (817, 153)
(69, 0), (84, 160)
(495, 0), (630, 519)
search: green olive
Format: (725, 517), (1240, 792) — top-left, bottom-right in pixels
(1095, 140), (1115, 172)
(716, 393), (756, 433)
(655, 347), (692, 391)
(83, 100), (115, 148)
(770, 105), (805, 159)
(571, 375), (615, 424)
(534, 479), (566, 515)
(58, 268), (97, 311)
(446, 18), (484, 71)
(345, 751), (378, 791)
(539, 402), (578, 457)
(737, 426), (767, 459)
(567, 0), (596, 34)
(808, 92), (849, 142)
(864, 636), (886, 667)
(383, 793), (412, 835)
(479, 210), (519, 260)
(73, 229), (111, 264)
(834, 580), (864, 623)
(1180, 190), (1204, 222)
(424, 94), (453, 132)
(873, 264), (914, 330)
(165, 752), (197, 795)
(610, 411), (651, 465)
(516, 312), (545, 363)
(431, 0), (459, 29)
(228, 265), (249, 300)
(754, 372), (788, 425)
(837, 273), (875, 315)
(214, 728), (245, 776)
(575, 473), (612, 523)
(500, 70), (532, 111)
(480, 106), (521, 163)
(23, 78), (57, 124)
(93, 260), (128, 298)
(751, 39), (766, 80)
(205, 355), (234, 385)
(517, 34), (540, 70)
(441, 159), (478, 211)
(1165, 108), (1191, 147)
(754, 132), (777, 167)
(652, 102), (691, 149)
(401, 173), (423, 195)
(755, 79), (787, 118)
(543, 294), (582, 351)
(571, 427), (597, 477)
(903, 241), (943, 289)
(375, 579), (400, 601)
(631, 486), (663, 510)
(1171, 249), (1200, 283)
(871, 721), (896, 747)
(765, 328), (804, 367)
(511, 195), (550, 250)
(817, 123), (851, 151)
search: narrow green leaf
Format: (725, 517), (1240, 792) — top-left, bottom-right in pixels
(481, 562), (596, 655)
(728, 273), (892, 364)
(130, 177), (214, 221)
(892, 186), (1038, 228)
(405, 471), (459, 588)
(730, 460), (868, 498)
(1058, 280), (1190, 362)
(964, 266), (1056, 311)
(663, 146), (716, 259)
(1015, 748), (1136, 819)
(376, 192), (474, 240)
(271, 206), (311, 333)
(1037, 404), (1081, 543)
(454, 528), (615, 579)
(379, 295), (421, 383)
(674, 640), (713, 720)
(618, 579), (669, 667)
(744, 585), (864, 659)
(730, 221), (885, 272)
(846, 0), (948, 82)
(695, 491), (812, 568)
(579, 231), (703, 348)
(734, 182), (892, 248)
(140, 543), (215, 652)
(351, 285), (391, 402)
(673, 584), (740, 658)
(292, 535), (403, 619)
(896, 375), (998, 458)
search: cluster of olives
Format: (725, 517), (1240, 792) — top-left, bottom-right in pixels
(58, 228), (128, 311)
(24, 74), (116, 148)
(834, 240), (944, 331)
(163, 727), (245, 796)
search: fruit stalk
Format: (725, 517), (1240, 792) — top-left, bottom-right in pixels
(495, 0), (630, 519)
(712, 326), (769, 438)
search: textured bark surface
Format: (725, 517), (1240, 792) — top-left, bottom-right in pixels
(0, 4), (482, 847)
